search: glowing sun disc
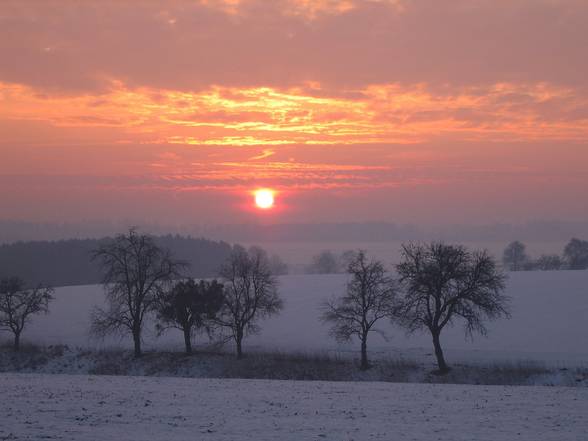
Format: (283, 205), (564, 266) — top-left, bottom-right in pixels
(254, 189), (275, 209)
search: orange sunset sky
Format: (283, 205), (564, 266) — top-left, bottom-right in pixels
(1, 0), (587, 225)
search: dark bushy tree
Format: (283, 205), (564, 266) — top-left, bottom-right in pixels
(502, 241), (528, 271)
(563, 238), (588, 270)
(396, 243), (509, 373)
(0, 277), (53, 351)
(215, 246), (283, 358)
(90, 228), (185, 358)
(321, 251), (396, 370)
(155, 279), (224, 354)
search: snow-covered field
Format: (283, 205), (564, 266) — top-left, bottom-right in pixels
(3, 272), (588, 440)
(1, 373), (587, 441)
(19, 271), (588, 367)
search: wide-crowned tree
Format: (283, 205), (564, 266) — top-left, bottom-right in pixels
(155, 279), (224, 354)
(215, 245), (283, 358)
(395, 242), (509, 373)
(0, 277), (53, 351)
(90, 228), (185, 357)
(321, 251), (397, 370)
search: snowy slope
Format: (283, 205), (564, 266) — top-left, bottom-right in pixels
(15, 271), (588, 365)
(1, 373), (587, 441)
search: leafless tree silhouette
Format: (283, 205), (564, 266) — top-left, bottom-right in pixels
(502, 241), (528, 271)
(321, 251), (397, 370)
(90, 228), (185, 357)
(0, 277), (53, 351)
(563, 238), (588, 269)
(215, 246), (282, 358)
(396, 242), (509, 373)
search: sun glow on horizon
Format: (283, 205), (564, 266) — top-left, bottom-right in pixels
(254, 188), (275, 209)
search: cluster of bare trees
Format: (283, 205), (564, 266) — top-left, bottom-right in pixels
(306, 250), (357, 274)
(322, 243), (509, 373)
(1, 228), (511, 375)
(503, 238), (588, 271)
(90, 229), (282, 359)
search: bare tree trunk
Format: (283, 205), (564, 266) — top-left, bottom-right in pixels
(133, 329), (142, 358)
(360, 335), (369, 371)
(183, 327), (193, 355)
(13, 331), (20, 352)
(432, 330), (448, 373)
(235, 329), (243, 359)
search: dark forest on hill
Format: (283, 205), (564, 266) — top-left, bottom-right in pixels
(0, 235), (233, 287)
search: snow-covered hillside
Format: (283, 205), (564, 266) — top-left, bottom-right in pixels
(1, 373), (587, 441)
(17, 271), (588, 366)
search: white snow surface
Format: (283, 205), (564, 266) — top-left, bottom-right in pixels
(1, 373), (587, 441)
(15, 271), (588, 366)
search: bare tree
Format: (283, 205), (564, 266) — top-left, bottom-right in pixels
(91, 228), (185, 358)
(307, 250), (340, 274)
(269, 254), (289, 275)
(395, 243), (509, 373)
(321, 251), (396, 370)
(563, 238), (588, 270)
(155, 279), (224, 354)
(0, 277), (53, 351)
(339, 249), (359, 270)
(215, 245), (283, 358)
(502, 241), (528, 271)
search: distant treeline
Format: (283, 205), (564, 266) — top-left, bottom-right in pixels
(502, 238), (588, 271)
(0, 235), (233, 287)
(3, 220), (588, 244)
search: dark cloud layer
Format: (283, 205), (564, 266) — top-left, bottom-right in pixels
(1, 0), (587, 93)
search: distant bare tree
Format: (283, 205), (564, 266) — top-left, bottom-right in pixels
(535, 254), (563, 271)
(321, 251), (396, 370)
(308, 250), (340, 274)
(396, 243), (509, 373)
(269, 254), (289, 275)
(0, 277), (53, 351)
(155, 279), (224, 354)
(215, 246), (283, 358)
(502, 241), (528, 271)
(563, 238), (588, 270)
(91, 228), (185, 358)
(339, 249), (359, 270)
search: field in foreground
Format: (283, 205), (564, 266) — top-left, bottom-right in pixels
(1, 373), (587, 441)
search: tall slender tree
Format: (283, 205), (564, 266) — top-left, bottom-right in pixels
(321, 251), (396, 370)
(215, 246), (282, 358)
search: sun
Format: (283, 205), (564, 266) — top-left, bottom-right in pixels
(254, 189), (275, 209)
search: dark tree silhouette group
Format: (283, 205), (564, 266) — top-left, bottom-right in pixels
(17, 228), (588, 374)
(503, 238), (588, 271)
